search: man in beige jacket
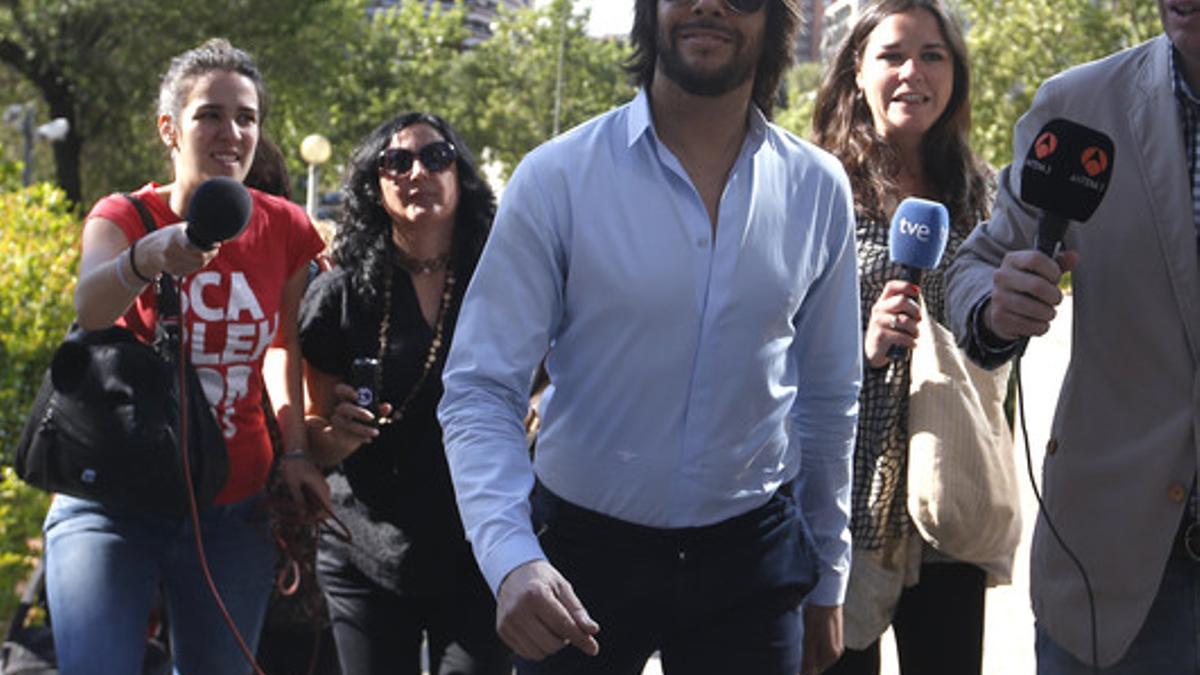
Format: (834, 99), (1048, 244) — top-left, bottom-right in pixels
(947, 1), (1200, 671)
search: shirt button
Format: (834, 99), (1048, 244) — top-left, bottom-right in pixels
(677, 550), (687, 562)
(1045, 438), (1058, 455)
(1168, 482), (1188, 504)
(697, 238), (709, 248)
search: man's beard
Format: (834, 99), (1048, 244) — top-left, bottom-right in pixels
(656, 20), (758, 97)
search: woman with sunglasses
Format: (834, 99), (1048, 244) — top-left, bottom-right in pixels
(812, 1), (1012, 674)
(298, 112), (508, 675)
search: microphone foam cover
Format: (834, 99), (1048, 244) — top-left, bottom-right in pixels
(185, 177), (253, 250)
(889, 197), (950, 271)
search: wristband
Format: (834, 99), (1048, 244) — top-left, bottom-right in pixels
(114, 252), (147, 292)
(281, 448), (310, 461)
(128, 238), (156, 284)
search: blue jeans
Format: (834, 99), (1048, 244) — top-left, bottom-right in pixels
(43, 493), (276, 675)
(516, 481), (818, 675)
(1036, 546), (1200, 674)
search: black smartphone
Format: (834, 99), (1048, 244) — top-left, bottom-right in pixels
(349, 357), (381, 422)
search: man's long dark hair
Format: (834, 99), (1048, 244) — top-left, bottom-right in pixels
(332, 112), (495, 307)
(811, 0), (990, 231)
(625, 0), (801, 118)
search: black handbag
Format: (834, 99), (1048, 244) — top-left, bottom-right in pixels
(13, 195), (228, 517)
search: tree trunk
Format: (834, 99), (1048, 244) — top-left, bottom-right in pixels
(0, 38), (84, 204)
(44, 97), (81, 204)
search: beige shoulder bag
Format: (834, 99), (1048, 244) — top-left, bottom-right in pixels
(906, 298), (1021, 579)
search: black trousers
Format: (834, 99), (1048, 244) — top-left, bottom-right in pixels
(825, 561), (987, 675)
(516, 481), (819, 675)
(317, 549), (512, 675)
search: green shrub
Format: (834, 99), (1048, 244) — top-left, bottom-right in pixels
(0, 184), (80, 458)
(0, 183), (79, 619)
(0, 467), (50, 622)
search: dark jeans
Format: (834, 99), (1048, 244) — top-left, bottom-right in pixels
(825, 562), (987, 675)
(317, 550), (512, 675)
(517, 481), (819, 675)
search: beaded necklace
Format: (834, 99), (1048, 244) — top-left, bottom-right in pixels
(374, 261), (456, 424)
(393, 249), (451, 275)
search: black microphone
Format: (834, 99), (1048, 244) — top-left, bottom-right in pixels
(1014, 119), (1114, 354)
(184, 177), (253, 251)
(1019, 118), (1115, 258)
(887, 197), (950, 361)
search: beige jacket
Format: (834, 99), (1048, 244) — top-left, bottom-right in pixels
(948, 35), (1198, 668)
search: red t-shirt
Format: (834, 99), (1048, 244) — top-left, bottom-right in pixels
(87, 183), (326, 503)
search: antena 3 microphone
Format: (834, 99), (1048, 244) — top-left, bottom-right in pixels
(887, 197), (950, 360)
(1020, 118), (1115, 257)
(185, 176), (253, 250)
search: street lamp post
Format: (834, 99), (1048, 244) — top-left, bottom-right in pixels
(299, 133), (332, 219)
(4, 103), (71, 186)
(19, 106), (33, 186)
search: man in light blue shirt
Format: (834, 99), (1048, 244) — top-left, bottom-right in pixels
(439, 1), (861, 673)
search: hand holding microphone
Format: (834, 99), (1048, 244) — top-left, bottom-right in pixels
(986, 249), (1079, 342)
(137, 177), (254, 278)
(985, 119), (1114, 348)
(878, 197), (950, 363)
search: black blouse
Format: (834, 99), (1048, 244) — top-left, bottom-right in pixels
(299, 262), (475, 595)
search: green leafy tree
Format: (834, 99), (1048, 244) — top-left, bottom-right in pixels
(457, 0), (634, 176)
(301, 0), (472, 191)
(0, 0), (364, 205)
(774, 61), (825, 140)
(1, 0), (636, 203)
(962, 0), (1161, 166)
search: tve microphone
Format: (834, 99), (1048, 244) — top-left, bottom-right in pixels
(1019, 118), (1115, 257)
(887, 197), (950, 360)
(185, 176), (253, 250)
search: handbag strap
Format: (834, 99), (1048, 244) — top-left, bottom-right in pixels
(120, 193), (186, 331)
(121, 193), (158, 234)
(120, 192), (175, 311)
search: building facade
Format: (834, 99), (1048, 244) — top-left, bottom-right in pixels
(820, 0), (865, 63)
(795, 0), (824, 63)
(371, 0), (534, 45)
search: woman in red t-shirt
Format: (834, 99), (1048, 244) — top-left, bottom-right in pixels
(42, 38), (329, 675)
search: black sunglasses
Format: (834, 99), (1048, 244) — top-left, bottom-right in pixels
(724, 0), (766, 12)
(668, 0), (767, 13)
(378, 141), (457, 176)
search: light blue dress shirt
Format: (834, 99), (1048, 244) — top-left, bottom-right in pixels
(439, 90), (862, 606)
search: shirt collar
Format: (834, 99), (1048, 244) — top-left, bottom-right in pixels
(1172, 44), (1200, 107)
(625, 87), (770, 150)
